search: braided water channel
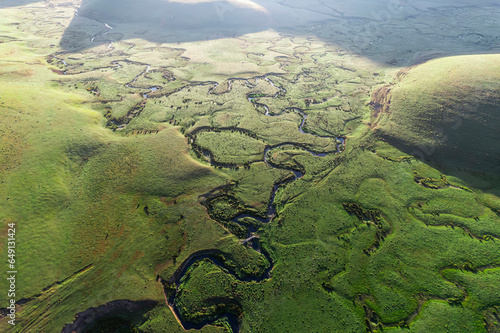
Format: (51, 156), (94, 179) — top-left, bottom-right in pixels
(52, 9), (345, 333)
(162, 92), (345, 332)
(53, 20), (344, 326)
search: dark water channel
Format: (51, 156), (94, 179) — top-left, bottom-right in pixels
(165, 94), (345, 332)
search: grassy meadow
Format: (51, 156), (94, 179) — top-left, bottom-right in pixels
(0, 0), (499, 332)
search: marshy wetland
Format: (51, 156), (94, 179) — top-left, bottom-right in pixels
(1, 0), (500, 332)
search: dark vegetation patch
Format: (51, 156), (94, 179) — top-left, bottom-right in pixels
(342, 203), (392, 255)
(105, 99), (147, 130)
(484, 306), (500, 333)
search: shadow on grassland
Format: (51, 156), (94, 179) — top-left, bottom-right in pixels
(0, 0), (43, 8)
(371, 54), (500, 179)
(58, 0), (500, 64)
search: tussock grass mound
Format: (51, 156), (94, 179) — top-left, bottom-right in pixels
(373, 54), (500, 173)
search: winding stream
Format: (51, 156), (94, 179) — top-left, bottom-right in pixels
(56, 15), (344, 329)
(90, 22), (113, 43)
(166, 94), (345, 332)
(125, 65), (151, 88)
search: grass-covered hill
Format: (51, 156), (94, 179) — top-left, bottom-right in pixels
(0, 51), (230, 332)
(1, 1), (500, 332)
(372, 54), (500, 173)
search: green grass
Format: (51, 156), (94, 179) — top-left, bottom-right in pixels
(175, 131), (500, 332)
(374, 54), (500, 173)
(228, 162), (292, 217)
(1, 2), (500, 332)
(195, 131), (267, 165)
(0, 38), (230, 332)
(386, 300), (486, 333)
